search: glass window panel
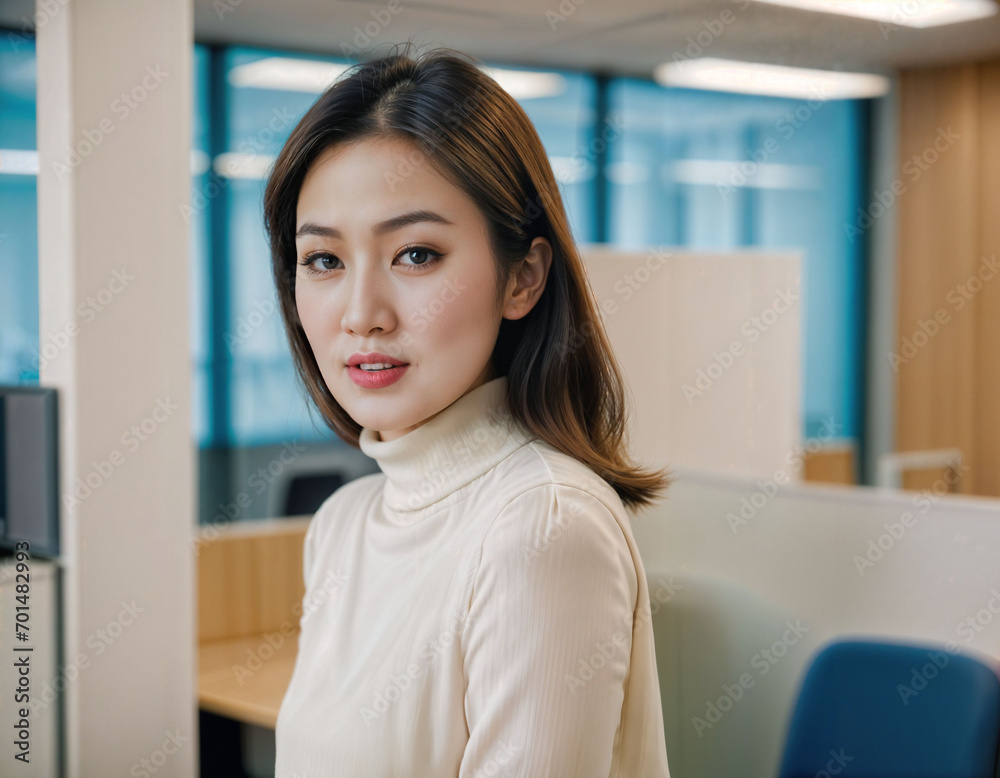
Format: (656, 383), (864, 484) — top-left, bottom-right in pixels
(608, 79), (864, 440)
(0, 33), (38, 385)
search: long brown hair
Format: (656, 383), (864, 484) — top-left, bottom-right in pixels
(263, 41), (672, 512)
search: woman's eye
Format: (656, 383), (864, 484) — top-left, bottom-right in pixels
(396, 246), (442, 269)
(298, 254), (340, 274)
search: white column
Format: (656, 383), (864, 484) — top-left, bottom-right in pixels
(36, 1), (196, 775)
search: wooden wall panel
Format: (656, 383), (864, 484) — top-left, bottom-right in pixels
(896, 64), (982, 494)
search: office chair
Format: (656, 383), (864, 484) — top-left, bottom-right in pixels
(777, 638), (1000, 778)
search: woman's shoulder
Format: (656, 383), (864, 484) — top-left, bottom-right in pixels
(471, 444), (640, 609)
(500, 436), (626, 520)
(479, 438), (637, 571)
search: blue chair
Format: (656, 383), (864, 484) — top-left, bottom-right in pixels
(778, 638), (1000, 778)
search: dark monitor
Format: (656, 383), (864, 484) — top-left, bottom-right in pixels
(0, 386), (60, 558)
(281, 471), (345, 517)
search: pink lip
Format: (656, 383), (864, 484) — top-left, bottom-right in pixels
(346, 352), (410, 389)
(347, 352), (408, 368)
(348, 363), (409, 389)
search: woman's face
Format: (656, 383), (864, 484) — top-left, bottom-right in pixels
(294, 136), (543, 442)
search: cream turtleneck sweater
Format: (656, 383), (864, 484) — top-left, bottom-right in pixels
(274, 375), (671, 777)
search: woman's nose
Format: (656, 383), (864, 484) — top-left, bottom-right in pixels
(341, 262), (395, 336)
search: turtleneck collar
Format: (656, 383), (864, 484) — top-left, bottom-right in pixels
(358, 375), (535, 513)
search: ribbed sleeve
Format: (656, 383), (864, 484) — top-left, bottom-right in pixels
(459, 483), (637, 777)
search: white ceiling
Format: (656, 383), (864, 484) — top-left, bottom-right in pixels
(3, 0), (1000, 77)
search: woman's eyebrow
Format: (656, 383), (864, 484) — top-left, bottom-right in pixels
(295, 210), (454, 240)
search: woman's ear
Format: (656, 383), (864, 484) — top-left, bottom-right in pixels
(503, 237), (552, 321)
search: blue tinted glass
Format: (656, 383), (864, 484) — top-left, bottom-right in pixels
(608, 79), (863, 440)
(191, 43), (211, 446)
(0, 33), (38, 385)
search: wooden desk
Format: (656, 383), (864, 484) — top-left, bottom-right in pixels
(198, 631), (300, 729)
(196, 517), (310, 729)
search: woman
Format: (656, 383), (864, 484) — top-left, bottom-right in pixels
(265, 42), (673, 777)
